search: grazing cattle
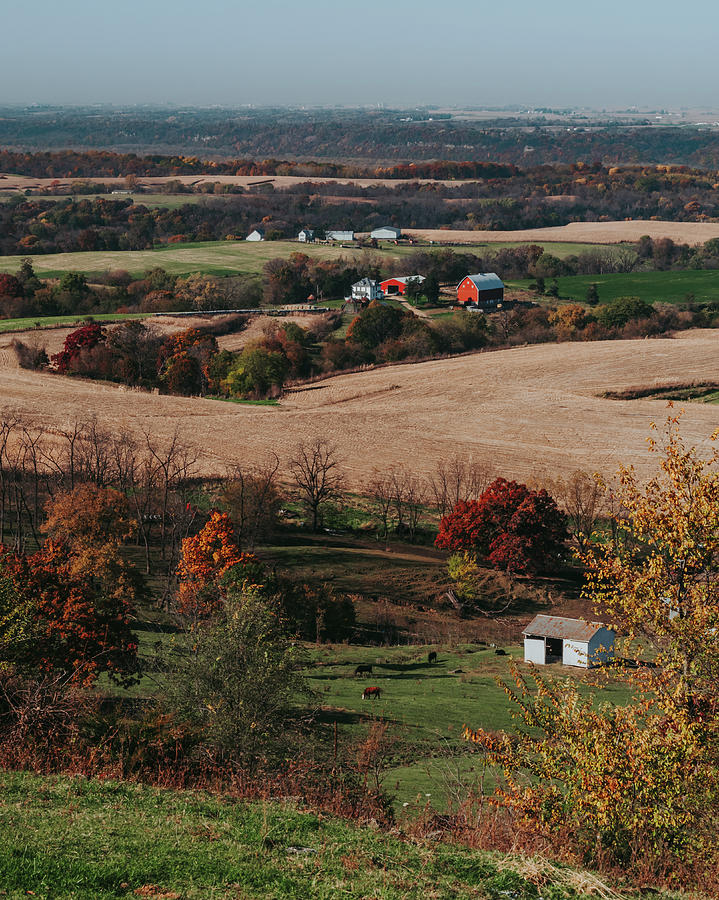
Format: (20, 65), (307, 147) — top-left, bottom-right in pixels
(362, 686), (382, 700)
(428, 651), (437, 664)
(355, 664), (373, 676)
(495, 648), (507, 656)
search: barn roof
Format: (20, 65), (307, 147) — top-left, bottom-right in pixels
(523, 614), (612, 642)
(381, 275), (425, 284)
(460, 273), (504, 291)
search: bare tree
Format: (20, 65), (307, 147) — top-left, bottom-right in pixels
(367, 470), (395, 546)
(289, 438), (345, 532)
(221, 454), (281, 550)
(429, 454), (492, 517)
(402, 471), (427, 543)
(548, 470), (607, 552)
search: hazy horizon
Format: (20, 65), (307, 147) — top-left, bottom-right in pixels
(2, 0), (718, 110)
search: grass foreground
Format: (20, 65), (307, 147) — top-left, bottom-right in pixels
(0, 770), (659, 900)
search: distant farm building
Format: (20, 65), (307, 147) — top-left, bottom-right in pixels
(523, 615), (615, 668)
(371, 225), (401, 240)
(456, 273), (504, 307)
(350, 278), (384, 302)
(379, 275), (425, 296)
(246, 228), (265, 242)
(298, 228), (315, 243)
(326, 230), (355, 241)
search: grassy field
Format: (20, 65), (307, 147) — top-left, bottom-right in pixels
(0, 240), (606, 280)
(0, 312), (149, 333)
(510, 270), (719, 305)
(303, 643), (632, 811)
(0, 771), (641, 900)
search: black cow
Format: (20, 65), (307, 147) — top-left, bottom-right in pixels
(495, 648), (507, 656)
(355, 664), (373, 676)
(428, 651), (438, 665)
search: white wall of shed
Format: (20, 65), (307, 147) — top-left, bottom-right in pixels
(562, 640), (590, 668)
(524, 637), (546, 665)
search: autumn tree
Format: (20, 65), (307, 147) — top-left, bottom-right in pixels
(0, 543), (138, 685)
(289, 438), (345, 532)
(42, 483), (144, 613)
(436, 478), (568, 574)
(176, 511), (264, 619)
(463, 417), (719, 876)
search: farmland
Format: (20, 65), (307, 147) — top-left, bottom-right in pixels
(0, 238), (607, 280)
(511, 269), (719, 305)
(2, 328), (719, 486)
(408, 219), (719, 245)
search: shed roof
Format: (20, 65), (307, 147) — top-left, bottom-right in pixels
(372, 225), (401, 235)
(522, 614), (612, 642)
(459, 273), (504, 291)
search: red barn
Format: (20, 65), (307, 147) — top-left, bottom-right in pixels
(379, 275), (425, 296)
(456, 273), (504, 307)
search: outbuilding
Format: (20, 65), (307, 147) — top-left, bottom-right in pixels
(246, 228), (265, 242)
(457, 273), (504, 307)
(350, 278), (384, 302)
(326, 230), (355, 241)
(298, 228), (315, 243)
(371, 225), (401, 240)
(379, 275), (425, 295)
(523, 615), (615, 668)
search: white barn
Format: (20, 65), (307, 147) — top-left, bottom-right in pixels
(298, 228), (315, 242)
(246, 228), (265, 242)
(326, 230), (354, 241)
(523, 614), (615, 668)
(371, 225), (401, 240)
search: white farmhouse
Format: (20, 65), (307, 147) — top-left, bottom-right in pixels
(245, 228), (265, 242)
(522, 614), (615, 668)
(371, 225), (401, 240)
(298, 228), (315, 242)
(350, 278), (384, 302)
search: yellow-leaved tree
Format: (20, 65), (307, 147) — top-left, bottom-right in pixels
(464, 414), (719, 880)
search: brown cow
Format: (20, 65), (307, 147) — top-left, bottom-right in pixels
(362, 686), (382, 700)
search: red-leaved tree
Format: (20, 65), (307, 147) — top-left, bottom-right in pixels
(435, 478), (568, 574)
(51, 323), (105, 374)
(0, 542), (138, 685)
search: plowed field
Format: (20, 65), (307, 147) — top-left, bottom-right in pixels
(3, 331), (719, 485)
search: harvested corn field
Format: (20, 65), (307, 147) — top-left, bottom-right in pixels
(2, 331), (719, 485)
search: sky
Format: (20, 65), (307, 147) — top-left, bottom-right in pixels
(2, 0), (718, 109)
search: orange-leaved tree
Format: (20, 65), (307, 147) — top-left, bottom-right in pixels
(463, 415), (719, 877)
(176, 511), (264, 619)
(0, 542), (138, 685)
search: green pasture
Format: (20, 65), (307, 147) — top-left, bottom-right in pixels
(14, 192), (225, 209)
(0, 771), (620, 900)
(304, 643), (633, 811)
(0, 240), (422, 279)
(0, 239), (622, 281)
(0, 312), (149, 333)
(510, 269), (719, 305)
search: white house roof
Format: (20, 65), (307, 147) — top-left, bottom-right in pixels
(523, 614), (613, 642)
(382, 275), (425, 285)
(352, 277), (379, 288)
(459, 273), (504, 291)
